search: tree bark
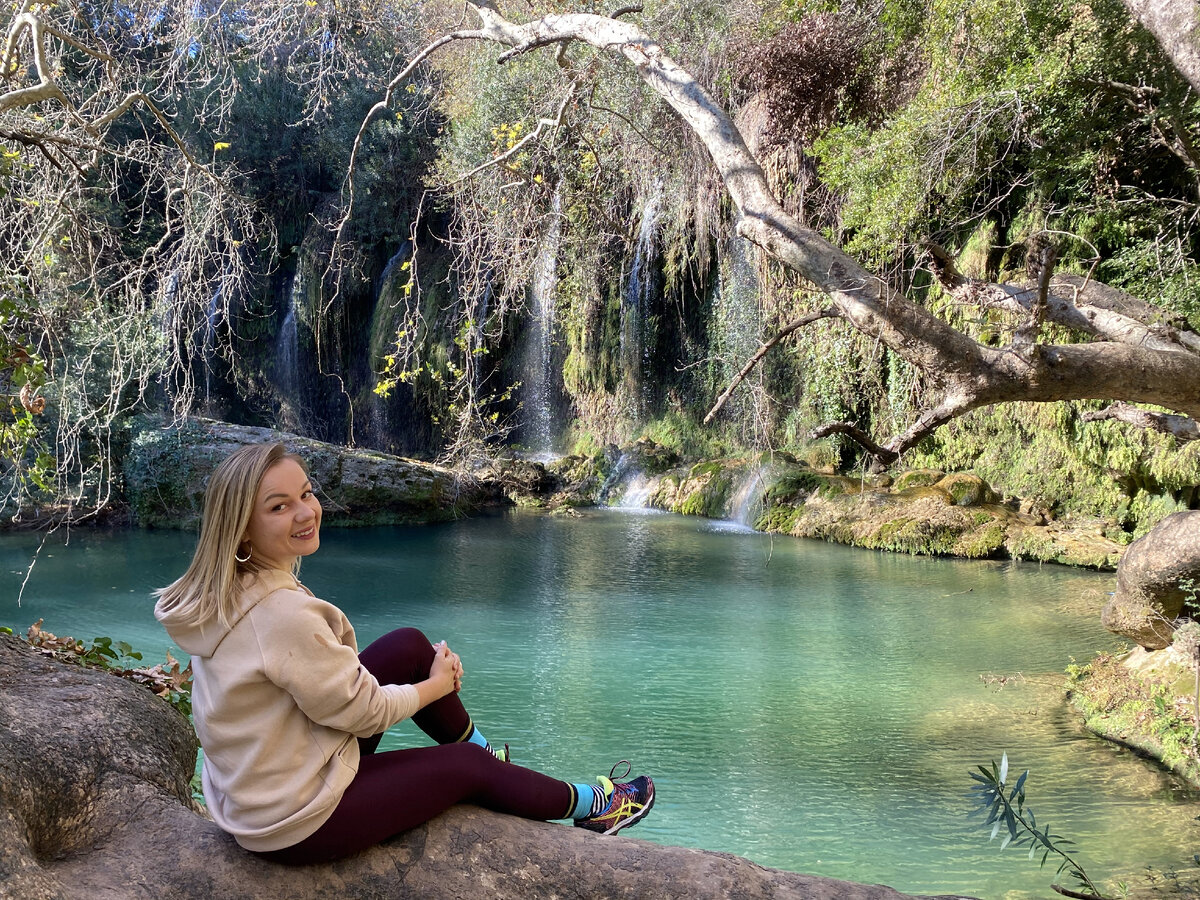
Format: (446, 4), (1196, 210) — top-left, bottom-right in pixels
(1122, 0), (1200, 92)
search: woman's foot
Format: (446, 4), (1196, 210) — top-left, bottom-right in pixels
(574, 773), (655, 835)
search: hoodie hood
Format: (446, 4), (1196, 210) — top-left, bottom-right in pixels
(155, 568), (303, 659)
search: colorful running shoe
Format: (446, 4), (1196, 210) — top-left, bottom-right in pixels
(495, 743), (511, 763)
(575, 761), (655, 835)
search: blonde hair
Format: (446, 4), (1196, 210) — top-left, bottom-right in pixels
(155, 442), (306, 628)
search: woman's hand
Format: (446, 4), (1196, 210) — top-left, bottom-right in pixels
(415, 641), (463, 710)
(431, 641), (463, 694)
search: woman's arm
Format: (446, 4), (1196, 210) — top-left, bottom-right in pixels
(254, 592), (420, 737)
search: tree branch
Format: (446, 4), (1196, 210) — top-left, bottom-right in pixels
(808, 422), (898, 465)
(1082, 402), (1200, 441)
(448, 83), (577, 186)
(703, 307), (839, 425)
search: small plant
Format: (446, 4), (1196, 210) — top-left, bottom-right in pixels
(969, 753), (1113, 899)
(12, 620), (193, 717)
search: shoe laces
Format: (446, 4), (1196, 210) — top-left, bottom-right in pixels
(607, 760), (632, 782)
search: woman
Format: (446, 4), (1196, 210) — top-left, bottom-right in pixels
(155, 442), (654, 863)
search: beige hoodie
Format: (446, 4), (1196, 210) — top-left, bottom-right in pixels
(155, 569), (420, 852)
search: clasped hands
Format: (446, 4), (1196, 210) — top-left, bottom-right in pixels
(431, 640), (463, 694)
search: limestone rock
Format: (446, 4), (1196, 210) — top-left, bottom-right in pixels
(123, 417), (503, 529)
(0, 633), (966, 900)
(1102, 510), (1200, 649)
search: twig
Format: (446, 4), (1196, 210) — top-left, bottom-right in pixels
(704, 307), (838, 424)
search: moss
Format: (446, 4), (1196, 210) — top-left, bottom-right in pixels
(936, 473), (997, 507)
(1008, 529), (1059, 563)
(1068, 653), (1200, 786)
(866, 517), (960, 555)
(892, 469), (945, 491)
(761, 469), (826, 505)
(673, 464), (734, 518)
(954, 522), (1008, 559)
(756, 504), (801, 533)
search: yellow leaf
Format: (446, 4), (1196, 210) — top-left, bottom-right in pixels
(213, 141), (231, 152)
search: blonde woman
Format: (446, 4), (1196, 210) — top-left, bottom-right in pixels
(155, 442), (653, 863)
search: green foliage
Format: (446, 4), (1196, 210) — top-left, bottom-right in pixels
(969, 753), (1111, 898)
(814, 0), (1200, 314)
(15, 620), (192, 717)
(638, 412), (728, 460)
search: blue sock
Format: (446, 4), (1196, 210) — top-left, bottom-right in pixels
(570, 783), (597, 819)
(465, 725), (491, 751)
(461, 722), (509, 761)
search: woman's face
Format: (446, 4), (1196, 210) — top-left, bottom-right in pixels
(241, 458), (322, 571)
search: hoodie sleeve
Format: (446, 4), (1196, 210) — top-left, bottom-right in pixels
(251, 590), (420, 738)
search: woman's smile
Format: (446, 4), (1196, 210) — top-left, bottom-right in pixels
(242, 458), (323, 570)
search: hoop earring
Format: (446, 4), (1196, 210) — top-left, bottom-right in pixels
(235, 542), (252, 564)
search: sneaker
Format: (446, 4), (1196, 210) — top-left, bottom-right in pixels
(575, 761), (655, 835)
(495, 743), (511, 763)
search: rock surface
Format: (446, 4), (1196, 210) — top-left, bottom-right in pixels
(0, 634), (967, 900)
(122, 417), (504, 529)
(1102, 509), (1200, 648)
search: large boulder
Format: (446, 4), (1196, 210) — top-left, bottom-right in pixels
(122, 417), (505, 529)
(1102, 510), (1200, 649)
(0, 634), (962, 900)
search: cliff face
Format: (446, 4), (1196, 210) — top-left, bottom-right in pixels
(0, 633), (966, 900)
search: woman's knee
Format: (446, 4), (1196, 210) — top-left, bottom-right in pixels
(359, 627), (434, 681)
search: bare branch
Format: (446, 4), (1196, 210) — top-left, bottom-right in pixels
(1083, 402), (1200, 441)
(703, 307), (839, 425)
(808, 422), (898, 465)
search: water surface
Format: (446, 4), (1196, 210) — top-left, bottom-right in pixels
(3, 509), (1197, 899)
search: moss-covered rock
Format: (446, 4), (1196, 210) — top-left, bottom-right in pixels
(934, 473), (998, 507)
(124, 416), (504, 529)
(892, 469), (946, 491)
(1068, 648), (1200, 786)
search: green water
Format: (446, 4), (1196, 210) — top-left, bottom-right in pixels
(3, 509), (1198, 899)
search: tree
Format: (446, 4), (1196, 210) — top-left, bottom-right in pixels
(0, 0), (438, 518)
(361, 0), (1199, 645)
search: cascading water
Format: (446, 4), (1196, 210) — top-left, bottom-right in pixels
(712, 236), (765, 439)
(728, 463), (771, 530)
(621, 185), (661, 417)
(274, 267), (305, 431)
(520, 189), (563, 459)
(598, 452), (658, 511)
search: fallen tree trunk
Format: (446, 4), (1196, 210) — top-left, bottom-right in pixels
(0, 634), (963, 900)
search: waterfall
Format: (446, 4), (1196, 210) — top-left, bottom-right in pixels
(622, 185), (662, 415)
(598, 452), (659, 511)
(712, 235), (765, 438)
(521, 189), (563, 459)
(274, 268), (303, 429)
(615, 473), (655, 510)
(729, 464), (769, 529)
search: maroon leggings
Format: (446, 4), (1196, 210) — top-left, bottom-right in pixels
(258, 627), (575, 863)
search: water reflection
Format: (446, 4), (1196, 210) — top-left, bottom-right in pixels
(0, 510), (1196, 899)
